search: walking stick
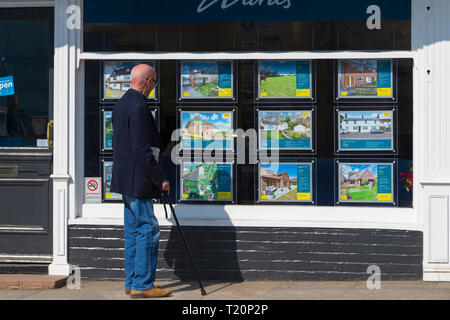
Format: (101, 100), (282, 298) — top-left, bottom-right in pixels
(161, 191), (207, 296)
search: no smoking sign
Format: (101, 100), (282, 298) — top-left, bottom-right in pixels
(85, 177), (102, 203)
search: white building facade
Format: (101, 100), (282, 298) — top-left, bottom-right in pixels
(0, 0), (449, 282)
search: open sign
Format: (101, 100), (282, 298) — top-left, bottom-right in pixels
(0, 76), (15, 97)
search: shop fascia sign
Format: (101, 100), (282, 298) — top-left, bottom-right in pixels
(84, 0), (410, 24)
(197, 0), (381, 29)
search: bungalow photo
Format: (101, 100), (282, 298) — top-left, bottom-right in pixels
(259, 110), (311, 150)
(339, 163), (392, 202)
(181, 163), (232, 201)
(338, 110), (393, 150)
(181, 61), (231, 98)
(103, 61), (155, 99)
(338, 59), (385, 97)
(181, 111), (233, 150)
(259, 163), (300, 201)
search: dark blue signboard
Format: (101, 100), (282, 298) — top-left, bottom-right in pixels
(85, 0), (411, 24)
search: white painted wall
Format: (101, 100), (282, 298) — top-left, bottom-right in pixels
(413, 0), (450, 281)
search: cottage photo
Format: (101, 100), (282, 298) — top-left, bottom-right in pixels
(181, 163), (232, 201)
(338, 59), (392, 98)
(103, 61), (156, 100)
(181, 61), (232, 98)
(338, 110), (393, 151)
(259, 110), (312, 150)
(181, 111), (233, 150)
(338, 163), (393, 203)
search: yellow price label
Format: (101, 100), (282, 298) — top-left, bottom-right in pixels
(219, 88), (232, 97)
(106, 93), (113, 97)
(341, 195), (348, 201)
(106, 193), (112, 198)
(341, 91), (348, 96)
(297, 193), (311, 201)
(383, 112), (391, 117)
(218, 192), (231, 200)
(148, 89), (154, 98)
(377, 88), (392, 97)
(260, 194), (268, 200)
(296, 89), (310, 97)
(377, 193), (392, 201)
(223, 113), (230, 118)
(183, 194), (189, 199)
(261, 92), (268, 97)
(302, 112), (310, 117)
(184, 92), (190, 97)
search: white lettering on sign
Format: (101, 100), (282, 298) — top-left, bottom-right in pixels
(0, 82), (13, 90)
(197, 0), (291, 13)
(366, 5), (381, 30)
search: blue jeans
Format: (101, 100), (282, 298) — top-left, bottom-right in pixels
(122, 195), (160, 291)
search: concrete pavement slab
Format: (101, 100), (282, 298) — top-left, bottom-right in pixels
(0, 281), (448, 300)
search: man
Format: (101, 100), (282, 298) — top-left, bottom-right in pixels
(111, 64), (172, 298)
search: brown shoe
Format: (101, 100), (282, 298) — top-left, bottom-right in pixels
(125, 283), (160, 295)
(130, 287), (172, 298)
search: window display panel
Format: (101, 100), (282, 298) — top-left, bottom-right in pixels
(180, 162), (233, 202)
(103, 110), (113, 151)
(258, 110), (312, 151)
(257, 60), (312, 99)
(103, 161), (122, 201)
(180, 110), (234, 151)
(337, 161), (395, 205)
(102, 108), (157, 152)
(337, 109), (395, 152)
(180, 61), (233, 99)
(259, 162), (313, 203)
(103, 61), (157, 100)
(337, 59), (393, 99)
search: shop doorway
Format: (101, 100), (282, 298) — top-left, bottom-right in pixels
(0, 7), (54, 265)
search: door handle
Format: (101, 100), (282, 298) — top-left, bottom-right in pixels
(47, 120), (54, 149)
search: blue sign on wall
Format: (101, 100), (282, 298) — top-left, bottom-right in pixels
(85, 0), (411, 24)
(0, 76), (15, 97)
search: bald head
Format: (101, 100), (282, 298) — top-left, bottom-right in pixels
(131, 64), (157, 97)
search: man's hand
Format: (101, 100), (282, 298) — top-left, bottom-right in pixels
(161, 180), (170, 195)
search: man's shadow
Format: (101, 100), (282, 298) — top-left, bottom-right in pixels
(160, 206), (244, 293)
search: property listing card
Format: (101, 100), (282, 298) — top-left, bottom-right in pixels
(258, 110), (312, 150)
(180, 110), (234, 150)
(259, 162), (312, 202)
(338, 162), (394, 203)
(181, 162), (233, 201)
(338, 59), (393, 98)
(338, 110), (394, 151)
(181, 61), (233, 99)
(258, 60), (312, 98)
(103, 61), (156, 100)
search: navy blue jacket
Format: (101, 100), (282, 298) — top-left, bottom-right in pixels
(111, 88), (166, 199)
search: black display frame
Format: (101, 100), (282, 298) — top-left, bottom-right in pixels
(334, 106), (398, 156)
(255, 157), (317, 205)
(334, 158), (398, 207)
(254, 59), (317, 104)
(176, 60), (238, 104)
(334, 58), (398, 104)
